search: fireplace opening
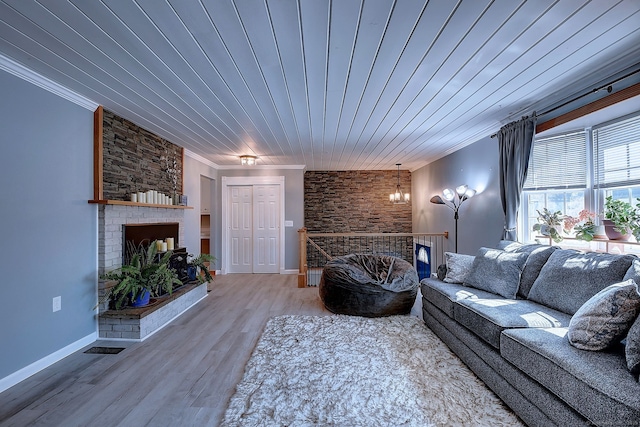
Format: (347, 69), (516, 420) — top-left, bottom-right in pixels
(123, 222), (189, 283)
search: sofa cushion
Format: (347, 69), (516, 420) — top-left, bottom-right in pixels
(528, 250), (635, 315)
(463, 248), (528, 299)
(568, 279), (640, 351)
(508, 245), (558, 299)
(501, 328), (640, 425)
(420, 277), (496, 318)
(454, 297), (571, 349)
(626, 315), (640, 379)
(443, 252), (475, 284)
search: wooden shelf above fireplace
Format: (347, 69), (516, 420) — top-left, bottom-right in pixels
(88, 199), (193, 209)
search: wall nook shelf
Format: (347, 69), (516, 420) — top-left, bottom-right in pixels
(88, 199), (193, 209)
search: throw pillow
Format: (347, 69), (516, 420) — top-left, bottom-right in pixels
(511, 245), (558, 299)
(436, 263), (447, 281)
(443, 252), (475, 284)
(568, 279), (640, 351)
(528, 250), (635, 315)
(463, 248), (528, 299)
(624, 258), (640, 283)
(626, 314), (640, 379)
(496, 240), (522, 251)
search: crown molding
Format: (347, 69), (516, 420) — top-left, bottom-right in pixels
(216, 164), (307, 170)
(185, 149), (306, 170)
(184, 149), (219, 168)
(0, 53), (98, 111)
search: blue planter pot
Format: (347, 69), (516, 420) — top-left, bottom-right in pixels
(130, 289), (151, 307)
(187, 266), (197, 281)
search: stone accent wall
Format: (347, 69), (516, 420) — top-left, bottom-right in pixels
(304, 170), (412, 233)
(102, 109), (183, 200)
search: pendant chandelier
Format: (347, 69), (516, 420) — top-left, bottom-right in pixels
(389, 163), (410, 204)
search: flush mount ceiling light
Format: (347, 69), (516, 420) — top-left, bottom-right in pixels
(390, 163), (410, 205)
(240, 155), (257, 166)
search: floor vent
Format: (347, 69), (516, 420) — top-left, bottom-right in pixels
(84, 347), (125, 355)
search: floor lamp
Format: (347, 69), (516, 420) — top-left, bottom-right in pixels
(430, 185), (476, 253)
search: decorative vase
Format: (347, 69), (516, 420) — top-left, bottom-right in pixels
(130, 289), (151, 307)
(603, 219), (630, 241)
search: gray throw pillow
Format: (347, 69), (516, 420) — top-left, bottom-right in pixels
(624, 258), (640, 283)
(463, 248), (528, 299)
(528, 250), (635, 315)
(443, 252), (475, 284)
(626, 314), (640, 379)
(496, 240), (522, 251)
(503, 244), (558, 299)
(568, 279), (640, 351)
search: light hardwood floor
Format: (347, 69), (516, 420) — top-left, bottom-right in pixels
(0, 275), (322, 426)
(0, 274), (423, 427)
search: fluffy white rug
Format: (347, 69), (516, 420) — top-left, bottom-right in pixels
(221, 315), (524, 427)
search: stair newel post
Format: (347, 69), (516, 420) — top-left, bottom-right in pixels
(298, 227), (308, 288)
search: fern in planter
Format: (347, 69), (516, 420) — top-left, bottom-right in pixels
(187, 253), (215, 284)
(99, 240), (182, 309)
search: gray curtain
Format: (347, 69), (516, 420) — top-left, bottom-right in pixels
(498, 115), (537, 241)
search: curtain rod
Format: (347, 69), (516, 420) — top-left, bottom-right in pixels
(490, 66), (640, 138)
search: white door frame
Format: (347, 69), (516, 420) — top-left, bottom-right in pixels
(221, 176), (285, 275)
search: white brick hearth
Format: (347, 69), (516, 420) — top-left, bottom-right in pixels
(97, 204), (185, 276)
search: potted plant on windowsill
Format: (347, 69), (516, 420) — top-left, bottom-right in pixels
(532, 208), (565, 243)
(563, 210), (598, 241)
(99, 240), (182, 310)
(603, 196), (637, 241)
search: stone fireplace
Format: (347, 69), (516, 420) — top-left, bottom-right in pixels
(97, 204), (185, 276)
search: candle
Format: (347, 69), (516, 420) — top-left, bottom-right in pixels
(140, 193), (146, 204)
(156, 240), (164, 251)
(147, 190), (153, 203)
(168, 197), (172, 206)
(131, 193), (138, 203)
(153, 190), (158, 204)
(137, 192), (144, 203)
(166, 237), (174, 251)
(161, 242), (168, 252)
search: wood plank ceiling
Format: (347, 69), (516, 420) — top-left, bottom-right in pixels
(0, 0), (639, 171)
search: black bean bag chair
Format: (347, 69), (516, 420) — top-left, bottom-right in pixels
(319, 253), (419, 317)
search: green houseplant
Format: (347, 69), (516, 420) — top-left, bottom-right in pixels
(187, 253), (215, 284)
(100, 240), (182, 309)
(563, 210), (598, 241)
(532, 208), (564, 243)
(603, 196), (637, 240)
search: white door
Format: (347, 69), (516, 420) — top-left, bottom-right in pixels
(228, 186), (253, 273)
(227, 184), (280, 273)
(253, 185), (280, 273)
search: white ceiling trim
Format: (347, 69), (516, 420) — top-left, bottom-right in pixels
(0, 52), (97, 111)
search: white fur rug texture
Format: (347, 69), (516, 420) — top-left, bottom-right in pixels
(221, 315), (524, 427)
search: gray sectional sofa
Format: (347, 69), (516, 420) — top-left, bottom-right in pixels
(421, 241), (640, 426)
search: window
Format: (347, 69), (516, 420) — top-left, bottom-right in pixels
(524, 131), (587, 190)
(519, 112), (640, 244)
(521, 131), (587, 242)
(594, 114), (640, 189)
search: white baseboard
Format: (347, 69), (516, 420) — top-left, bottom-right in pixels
(0, 332), (97, 394)
(281, 269), (299, 275)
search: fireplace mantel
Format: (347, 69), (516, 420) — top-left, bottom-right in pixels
(89, 199), (193, 209)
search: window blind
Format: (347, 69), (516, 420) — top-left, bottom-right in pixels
(523, 131), (587, 190)
(593, 113), (640, 189)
